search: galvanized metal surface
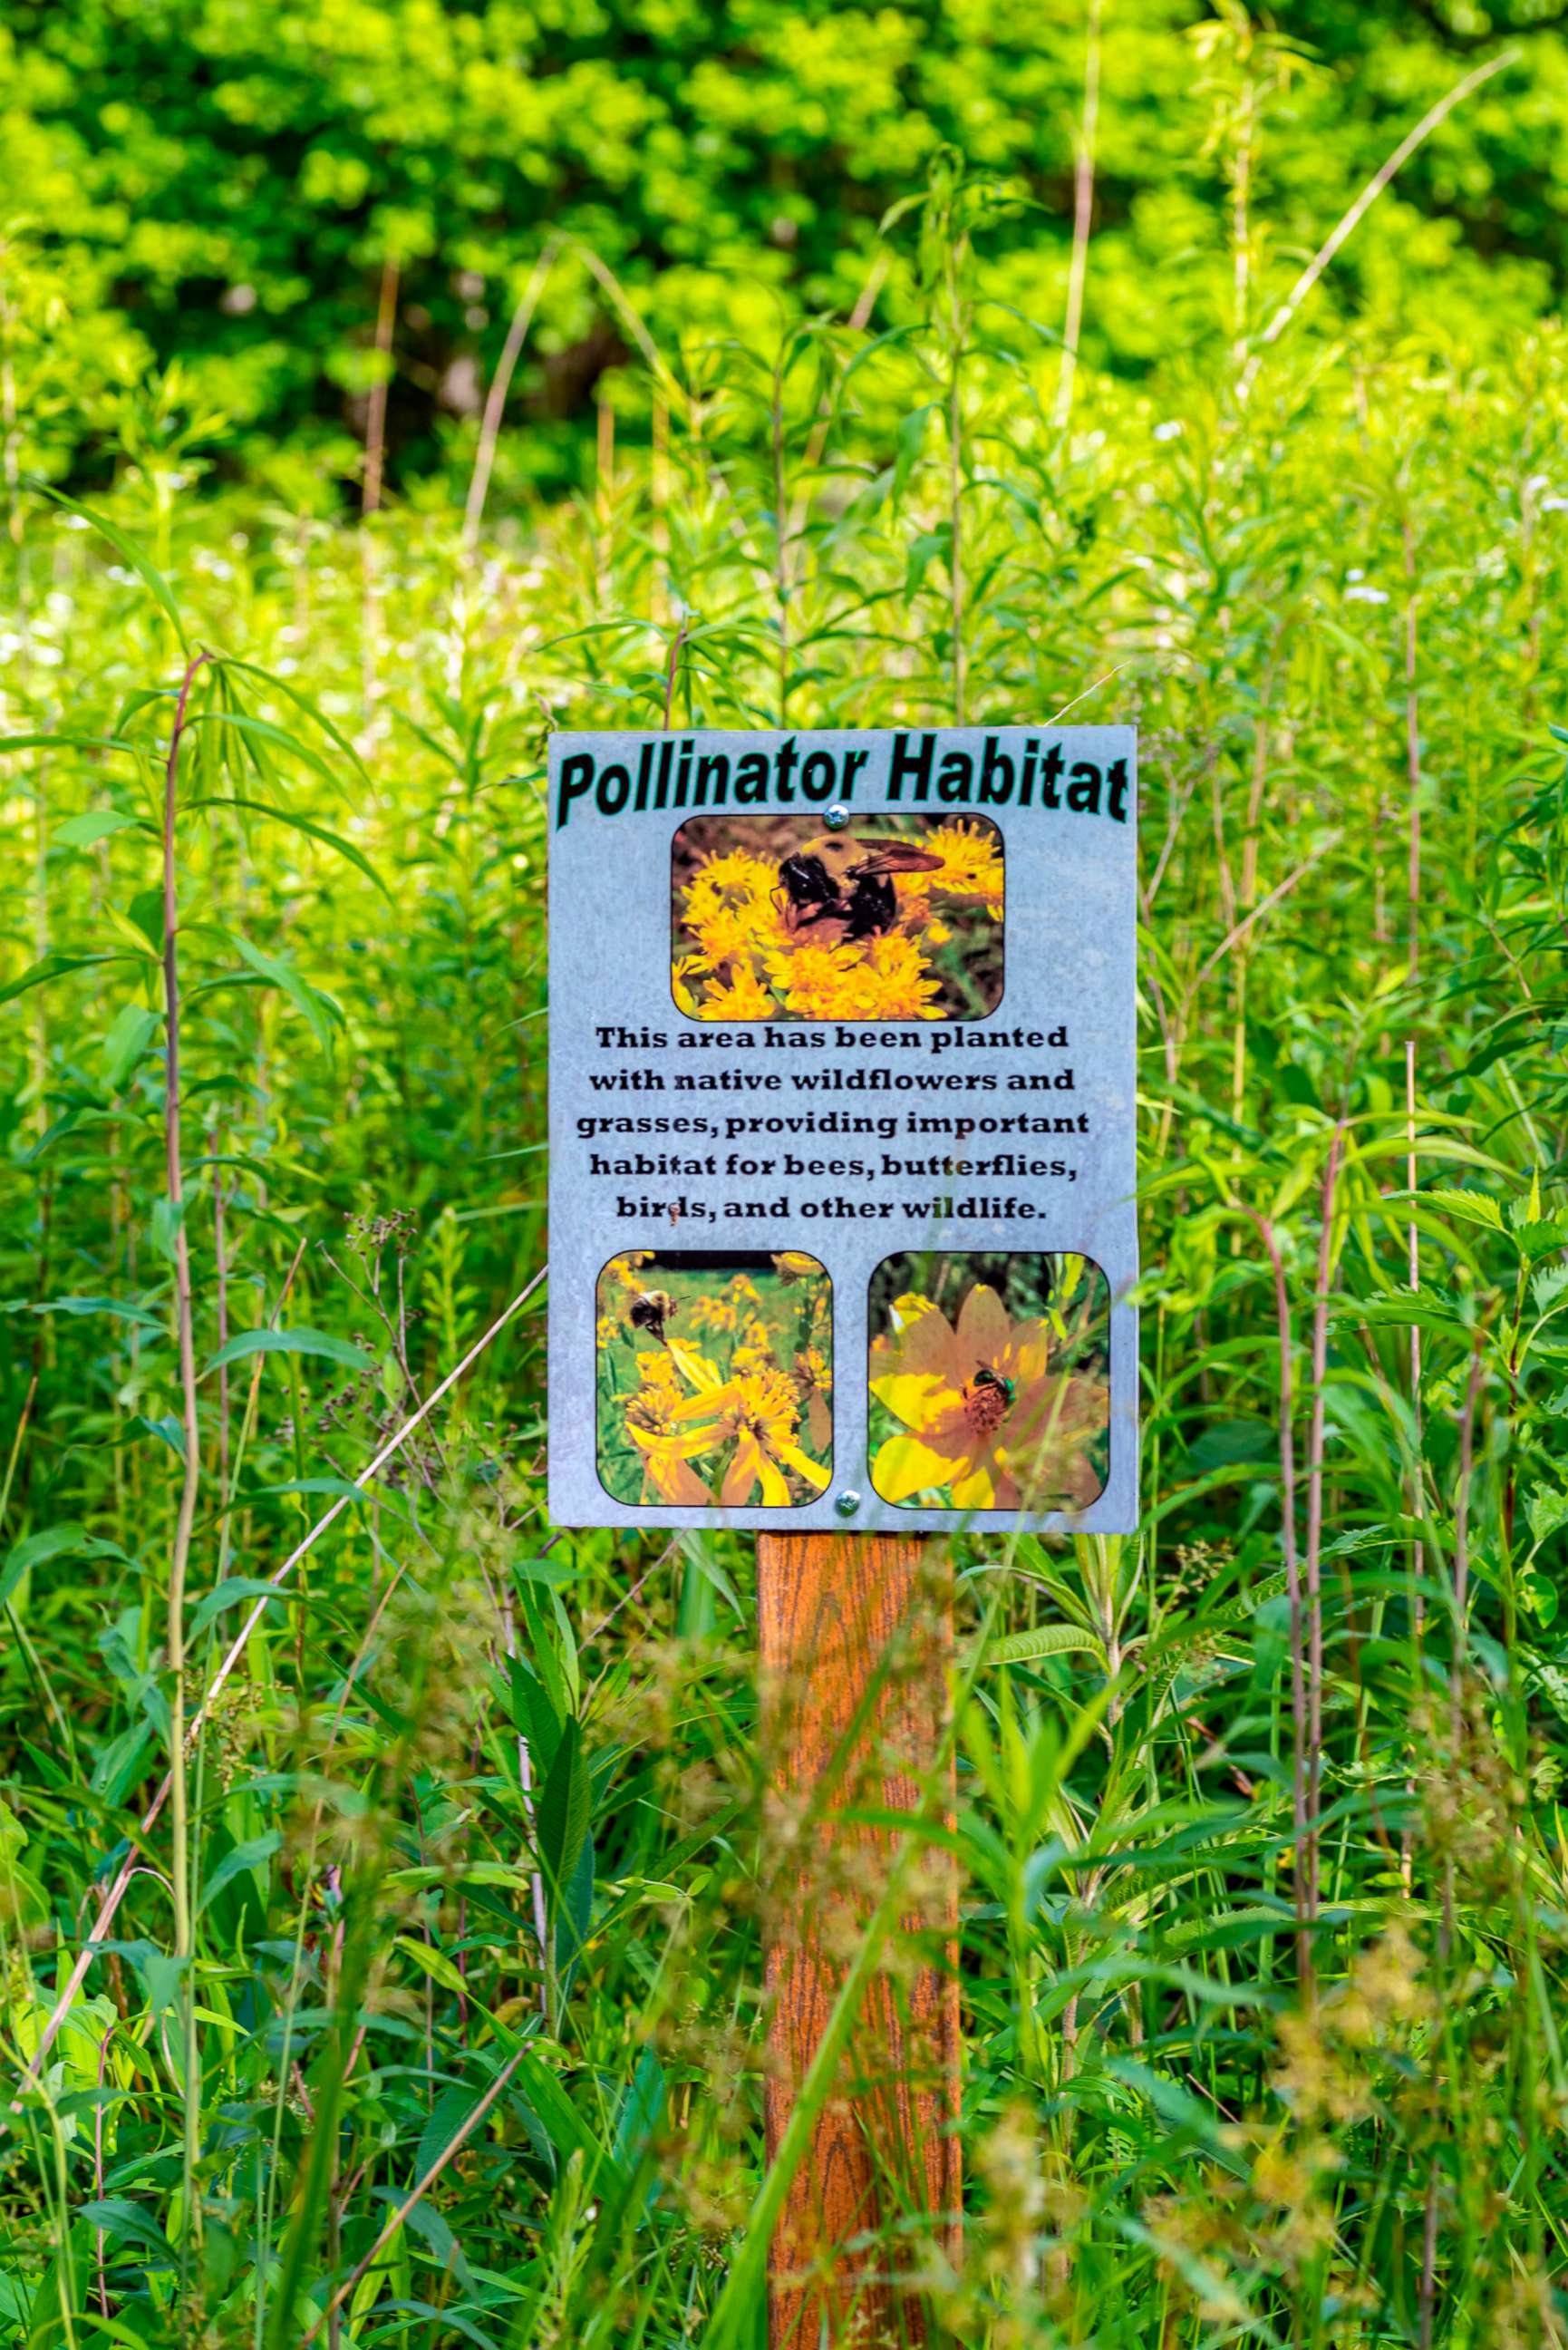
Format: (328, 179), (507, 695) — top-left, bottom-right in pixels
(546, 725), (1138, 1533)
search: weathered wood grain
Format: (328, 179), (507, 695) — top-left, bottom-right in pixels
(758, 1532), (961, 2349)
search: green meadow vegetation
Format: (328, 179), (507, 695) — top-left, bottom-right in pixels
(4, 2), (1568, 2342)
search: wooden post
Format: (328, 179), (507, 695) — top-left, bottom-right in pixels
(758, 1532), (961, 2348)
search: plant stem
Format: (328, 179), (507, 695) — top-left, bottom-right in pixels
(462, 239), (562, 547)
(162, 645), (211, 2259)
(1055, 0), (1102, 432)
(1303, 1126), (1342, 1930)
(1249, 1209), (1310, 1992)
(362, 256), (400, 518)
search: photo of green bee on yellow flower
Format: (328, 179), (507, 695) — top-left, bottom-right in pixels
(595, 1250), (833, 1508)
(670, 811), (1004, 1022)
(868, 1252), (1110, 1513)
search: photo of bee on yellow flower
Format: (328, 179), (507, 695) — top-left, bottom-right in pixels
(868, 1253), (1110, 1513)
(595, 1249), (833, 1509)
(670, 812), (1004, 1022)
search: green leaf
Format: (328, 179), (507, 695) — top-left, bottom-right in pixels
(1425, 1187), (1505, 1232)
(202, 1326), (373, 1377)
(189, 1578), (293, 1636)
(891, 403), (934, 515)
(509, 1654), (563, 1776)
(150, 1196), (188, 1266)
(135, 1413), (187, 1460)
(28, 480), (188, 647)
(227, 932), (341, 1053)
(981, 1624), (1105, 1669)
(220, 658), (373, 786)
(55, 811), (148, 847)
(395, 1935), (470, 2001)
(78, 2199), (176, 2262)
(1187, 1417), (1276, 1474)
(187, 796), (390, 898)
(101, 1003), (160, 1092)
(1, 1295), (165, 1331)
(1526, 1489), (1568, 1547)
(3, 1525), (132, 1582)
(197, 1831), (280, 1917)
(3, 1525), (132, 1611)
(1348, 1295), (1472, 1338)
(535, 1714), (591, 1909)
(0, 952), (135, 1007)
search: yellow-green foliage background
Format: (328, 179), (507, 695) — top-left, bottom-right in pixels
(2, 5), (1568, 2344)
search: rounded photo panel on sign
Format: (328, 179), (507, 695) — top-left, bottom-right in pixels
(670, 811), (1004, 1022)
(595, 1249), (833, 1510)
(866, 1252), (1109, 1513)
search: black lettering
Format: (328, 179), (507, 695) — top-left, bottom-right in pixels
(978, 736), (1013, 804)
(887, 731), (934, 803)
(557, 753), (594, 828)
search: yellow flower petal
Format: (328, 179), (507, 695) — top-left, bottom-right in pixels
(646, 1455), (713, 1505)
(872, 1434), (957, 1504)
(955, 1284), (1010, 1369)
(869, 1372), (960, 1432)
(950, 1464), (1001, 1510)
(667, 1342), (726, 1393)
(671, 1378), (740, 1422)
(772, 1441), (831, 1491)
(721, 1432), (763, 1505)
(755, 1453), (793, 1507)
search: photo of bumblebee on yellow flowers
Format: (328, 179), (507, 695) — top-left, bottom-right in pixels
(595, 1249), (833, 1509)
(670, 811), (1004, 1021)
(868, 1252), (1110, 1513)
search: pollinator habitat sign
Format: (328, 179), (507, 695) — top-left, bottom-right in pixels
(547, 727), (1137, 1534)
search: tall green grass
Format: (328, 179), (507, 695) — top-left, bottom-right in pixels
(2, 143), (1567, 2350)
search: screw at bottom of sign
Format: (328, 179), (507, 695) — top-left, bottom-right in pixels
(824, 804), (850, 830)
(835, 1490), (861, 1517)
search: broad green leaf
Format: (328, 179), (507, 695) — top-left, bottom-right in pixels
(1424, 1187), (1505, 1232)
(535, 1714), (591, 1907)
(202, 1326), (373, 1376)
(187, 795), (390, 897)
(0, 952), (135, 1006)
(189, 1578), (295, 1635)
(101, 1003), (160, 1091)
(394, 1935), (469, 2000)
(1, 1295), (164, 1331)
(981, 1624), (1104, 1669)
(197, 1830), (280, 1917)
(227, 932), (340, 1052)
(55, 811), (148, 847)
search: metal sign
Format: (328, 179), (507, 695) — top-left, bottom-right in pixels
(547, 726), (1137, 1533)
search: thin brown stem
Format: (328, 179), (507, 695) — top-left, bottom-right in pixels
(1243, 49), (1519, 386)
(1054, 0), (1102, 432)
(462, 238), (562, 547)
(362, 256), (400, 518)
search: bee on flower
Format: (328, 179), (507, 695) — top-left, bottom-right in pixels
(867, 1256), (1109, 1513)
(671, 813), (1003, 1022)
(596, 1251), (834, 1509)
